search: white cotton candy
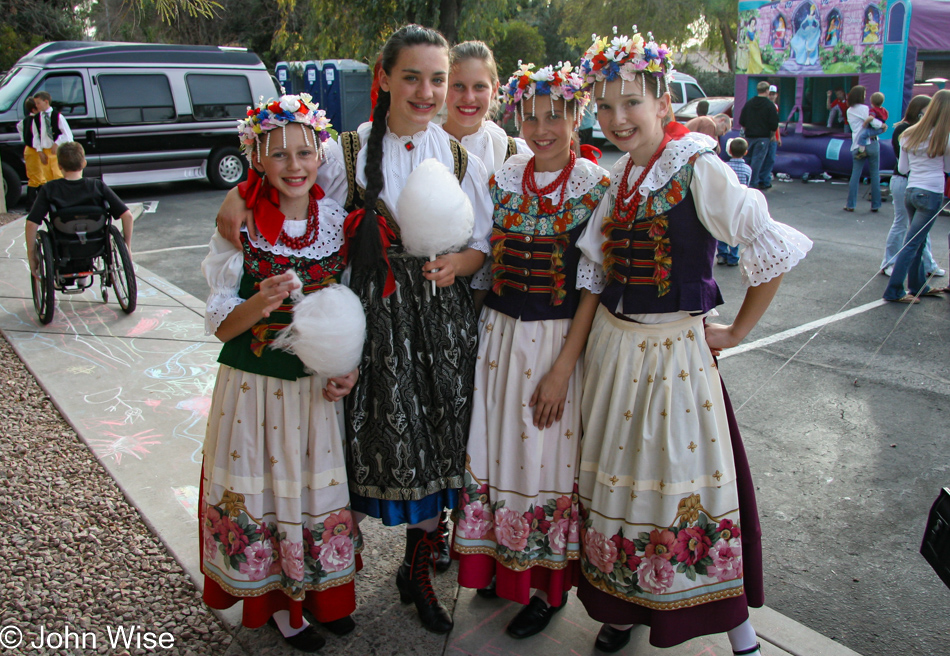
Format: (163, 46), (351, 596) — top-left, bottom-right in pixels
(271, 283), (365, 379)
(395, 158), (474, 258)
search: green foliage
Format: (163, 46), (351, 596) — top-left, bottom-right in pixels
(0, 24), (44, 71)
(153, 0), (223, 21)
(760, 44), (786, 72)
(819, 42), (859, 74)
(491, 20), (545, 80)
(675, 65), (736, 97)
(0, 0), (86, 70)
(859, 47), (883, 73)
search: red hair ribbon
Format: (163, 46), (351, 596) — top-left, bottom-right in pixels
(237, 169), (325, 246)
(580, 144), (602, 163)
(342, 208), (397, 298)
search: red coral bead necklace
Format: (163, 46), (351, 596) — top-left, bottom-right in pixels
(613, 133), (672, 222)
(523, 150), (576, 215)
(278, 194), (320, 250)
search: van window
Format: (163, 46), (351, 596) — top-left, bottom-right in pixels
(684, 83), (705, 103)
(0, 67), (39, 113)
(33, 73), (87, 116)
(186, 74), (253, 120)
(99, 74), (175, 124)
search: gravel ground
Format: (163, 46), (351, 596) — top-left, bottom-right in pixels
(0, 267), (236, 654)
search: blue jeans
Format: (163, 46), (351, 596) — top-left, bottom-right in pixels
(717, 241), (739, 264)
(881, 174), (939, 272)
(745, 137), (771, 191)
(883, 187), (944, 300)
(757, 140), (777, 187)
(846, 139), (880, 210)
(855, 124), (885, 147)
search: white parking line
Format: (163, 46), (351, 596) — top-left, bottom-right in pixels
(719, 299), (887, 360)
(133, 244), (208, 256)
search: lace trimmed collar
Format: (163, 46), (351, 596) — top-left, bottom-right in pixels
(611, 132), (717, 195)
(495, 153), (608, 200)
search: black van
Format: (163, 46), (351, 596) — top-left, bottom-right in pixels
(0, 41), (282, 207)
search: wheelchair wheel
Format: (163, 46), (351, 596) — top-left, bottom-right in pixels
(107, 225), (137, 314)
(31, 231), (55, 325)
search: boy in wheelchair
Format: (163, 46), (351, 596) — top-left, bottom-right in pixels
(25, 142), (134, 287)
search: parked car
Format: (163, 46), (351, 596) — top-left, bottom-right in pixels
(674, 96), (735, 123)
(0, 41), (281, 207)
(590, 72), (706, 145)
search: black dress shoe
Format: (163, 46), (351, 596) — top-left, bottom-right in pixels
(320, 615), (355, 636)
(594, 623), (632, 653)
(267, 617), (326, 652)
(505, 593), (568, 639)
(476, 577), (498, 599)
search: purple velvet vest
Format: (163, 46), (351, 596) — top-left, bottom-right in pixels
(600, 156), (723, 315)
(485, 174), (610, 322)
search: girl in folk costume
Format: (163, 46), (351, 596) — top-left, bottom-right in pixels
(200, 95), (362, 653)
(340, 24), (493, 634)
(438, 40), (530, 173)
(453, 62), (609, 639)
(574, 30), (812, 654)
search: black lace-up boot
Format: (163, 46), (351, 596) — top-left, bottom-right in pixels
(396, 527), (454, 634)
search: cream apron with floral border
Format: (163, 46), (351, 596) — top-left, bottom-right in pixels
(577, 307), (744, 610)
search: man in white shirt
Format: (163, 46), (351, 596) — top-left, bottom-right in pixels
(31, 91), (73, 183)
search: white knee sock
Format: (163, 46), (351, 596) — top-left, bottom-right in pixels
(533, 590), (548, 605)
(727, 619), (759, 654)
(608, 623), (634, 631)
(271, 610), (308, 637)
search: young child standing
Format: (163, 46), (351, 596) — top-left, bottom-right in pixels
(17, 97), (45, 208)
(30, 91), (71, 183)
(717, 137), (753, 266)
(573, 30), (812, 655)
(200, 94), (361, 653)
(453, 62), (607, 639)
(855, 91), (888, 158)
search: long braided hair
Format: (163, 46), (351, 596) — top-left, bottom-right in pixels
(349, 24), (450, 295)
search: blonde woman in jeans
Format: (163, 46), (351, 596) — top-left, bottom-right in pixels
(880, 95), (944, 278)
(883, 89), (950, 303)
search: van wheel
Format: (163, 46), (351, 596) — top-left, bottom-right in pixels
(207, 147), (247, 189)
(2, 162), (22, 209)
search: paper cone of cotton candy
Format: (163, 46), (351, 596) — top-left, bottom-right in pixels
(271, 277), (365, 378)
(396, 158), (474, 257)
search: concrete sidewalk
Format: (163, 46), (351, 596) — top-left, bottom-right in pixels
(0, 215), (862, 656)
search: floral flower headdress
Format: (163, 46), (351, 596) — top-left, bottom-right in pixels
(499, 61), (591, 126)
(237, 93), (332, 163)
(579, 26), (675, 98)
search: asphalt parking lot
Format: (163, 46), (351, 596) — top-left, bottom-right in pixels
(116, 167), (950, 656)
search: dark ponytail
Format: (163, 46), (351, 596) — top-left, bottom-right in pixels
(349, 24), (449, 297)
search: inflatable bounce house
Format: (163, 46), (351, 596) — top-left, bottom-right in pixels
(733, 0), (950, 178)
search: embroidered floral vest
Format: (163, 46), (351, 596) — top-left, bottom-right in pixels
(600, 154), (723, 315)
(217, 235), (345, 381)
(485, 174), (609, 321)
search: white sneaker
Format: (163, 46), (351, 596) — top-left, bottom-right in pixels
(882, 265), (894, 277)
(928, 267), (946, 277)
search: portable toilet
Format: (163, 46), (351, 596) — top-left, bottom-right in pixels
(275, 62), (290, 94)
(304, 61), (320, 100)
(315, 59), (372, 133)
